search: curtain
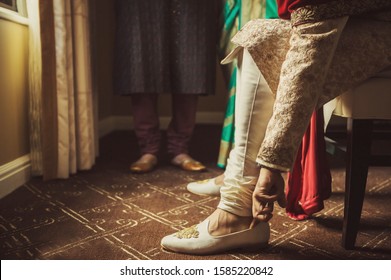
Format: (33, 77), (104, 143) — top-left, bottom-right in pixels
(27, 0), (97, 180)
(218, 0), (278, 168)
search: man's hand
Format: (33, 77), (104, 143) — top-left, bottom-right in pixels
(252, 167), (286, 223)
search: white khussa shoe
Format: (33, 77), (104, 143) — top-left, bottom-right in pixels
(161, 220), (270, 255)
(186, 179), (222, 196)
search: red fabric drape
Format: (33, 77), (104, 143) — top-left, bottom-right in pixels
(285, 109), (332, 220)
(277, 0), (342, 19)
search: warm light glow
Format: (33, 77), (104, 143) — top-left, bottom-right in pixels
(0, 6), (28, 25)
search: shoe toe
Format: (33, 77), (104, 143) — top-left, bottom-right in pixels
(187, 179), (221, 196)
(161, 224), (203, 253)
(181, 160), (206, 172)
(130, 158), (157, 173)
(130, 162), (152, 173)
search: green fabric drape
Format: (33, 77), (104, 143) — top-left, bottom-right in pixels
(217, 0), (278, 168)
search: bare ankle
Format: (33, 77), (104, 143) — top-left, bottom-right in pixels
(208, 209), (253, 236)
(214, 174), (225, 185)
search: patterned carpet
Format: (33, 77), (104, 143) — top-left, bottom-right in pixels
(1, 126), (390, 260)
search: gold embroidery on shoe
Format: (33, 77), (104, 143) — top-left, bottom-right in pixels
(174, 225), (199, 239)
(198, 179), (210, 184)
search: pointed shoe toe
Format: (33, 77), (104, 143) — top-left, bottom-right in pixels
(171, 154), (207, 172)
(130, 161), (156, 173)
(130, 155), (157, 173)
(186, 179), (222, 196)
(180, 159), (207, 172)
(161, 220), (270, 255)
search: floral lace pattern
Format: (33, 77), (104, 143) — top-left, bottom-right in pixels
(230, 12), (391, 171)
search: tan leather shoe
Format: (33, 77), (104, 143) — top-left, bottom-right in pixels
(130, 154), (157, 173)
(171, 154), (206, 172)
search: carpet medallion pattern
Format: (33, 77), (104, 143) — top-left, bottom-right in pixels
(1, 129), (390, 260)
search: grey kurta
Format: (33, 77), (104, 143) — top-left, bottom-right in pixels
(114, 0), (220, 95)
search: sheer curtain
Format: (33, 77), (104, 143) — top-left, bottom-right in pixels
(27, 0), (97, 180)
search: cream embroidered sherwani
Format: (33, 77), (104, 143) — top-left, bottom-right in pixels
(216, 3), (391, 217)
(228, 8), (391, 172)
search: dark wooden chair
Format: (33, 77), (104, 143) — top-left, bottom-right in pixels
(325, 66), (391, 249)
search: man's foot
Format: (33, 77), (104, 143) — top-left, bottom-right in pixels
(130, 154), (158, 173)
(207, 208), (253, 236)
(161, 209), (269, 255)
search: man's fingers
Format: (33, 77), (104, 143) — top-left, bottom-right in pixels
(252, 169), (286, 222)
(254, 193), (280, 203)
(253, 201), (273, 222)
(258, 201), (274, 214)
(253, 212), (273, 222)
(254, 178), (286, 208)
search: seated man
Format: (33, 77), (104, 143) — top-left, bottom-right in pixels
(161, 0), (391, 255)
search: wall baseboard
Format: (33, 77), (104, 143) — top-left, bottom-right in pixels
(0, 112), (224, 198)
(99, 112), (225, 138)
(0, 154), (31, 198)
(0, 8), (29, 26)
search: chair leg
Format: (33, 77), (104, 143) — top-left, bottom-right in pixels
(342, 119), (373, 249)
